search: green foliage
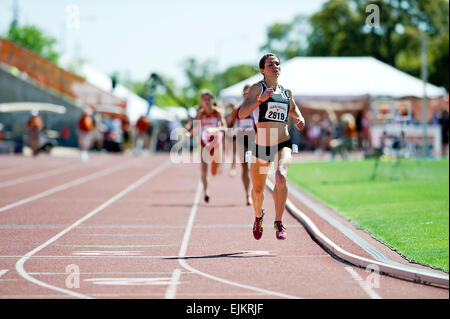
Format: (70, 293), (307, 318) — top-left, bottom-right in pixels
(260, 14), (310, 61)
(152, 75), (185, 107)
(308, 0), (365, 57)
(261, 0), (449, 91)
(118, 72), (184, 108)
(64, 57), (88, 79)
(6, 23), (60, 64)
(181, 57), (217, 106)
(288, 159), (449, 272)
(129, 58), (258, 108)
(213, 64), (258, 95)
(127, 0), (449, 108)
(180, 58), (258, 106)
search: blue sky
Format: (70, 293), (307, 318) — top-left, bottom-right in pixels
(0, 0), (327, 84)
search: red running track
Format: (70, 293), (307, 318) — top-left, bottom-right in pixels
(0, 152), (447, 299)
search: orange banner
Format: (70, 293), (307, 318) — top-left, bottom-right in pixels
(0, 38), (126, 111)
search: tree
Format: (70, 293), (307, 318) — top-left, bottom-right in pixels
(261, 0), (449, 91)
(213, 64), (258, 93)
(181, 57), (258, 106)
(260, 14), (310, 61)
(6, 24), (60, 63)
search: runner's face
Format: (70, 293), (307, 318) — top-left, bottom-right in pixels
(262, 56), (280, 78)
(200, 94), (213, 109)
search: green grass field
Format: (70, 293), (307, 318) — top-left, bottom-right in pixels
(288, 157), (449, 272)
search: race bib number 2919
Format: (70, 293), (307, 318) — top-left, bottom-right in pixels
(264, 102), (288, 122)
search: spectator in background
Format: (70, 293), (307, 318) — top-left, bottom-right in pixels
(306, 114), (321, 152)
(432, 111), (441, 125)
(406, 111), (419, 125)
(61, 125), (70, 146)
(341, 113), (357, 154)
(134, 115), (152, 155)
(26, 109), (44, 156)
(77, 108), (94, 162)
(355, 111), (364, 149)
(91, 113), (105, 151)
(356, 110), (371, 154)
(319, 113), (333, 153)
(121, 115), (131, 150)
(329, 113), (346, 160)
(440, 109), (449, 156)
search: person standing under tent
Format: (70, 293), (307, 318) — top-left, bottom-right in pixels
(77, 108), (94, 162)
(26, 109), (44, 157)
(134, 115), (152, 155)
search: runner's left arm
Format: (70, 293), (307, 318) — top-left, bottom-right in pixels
(287, 89), (305, 131)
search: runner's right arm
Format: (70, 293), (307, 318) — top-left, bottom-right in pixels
(238, 83), (273, 119)
(238, 84), (261, 119)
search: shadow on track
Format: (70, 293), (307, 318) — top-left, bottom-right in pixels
(164, 252), (275, 260)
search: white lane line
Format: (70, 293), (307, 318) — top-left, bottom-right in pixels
(2, 255), (179, 259)
(15, 160), (171, 299)
(174, 182), (302, 299)
(0, 166), (71, 188)
(0, 163), (50, 177)
(0, 158), (133, 214)
(28, 271), (188, 275)
(164, 268), (182, 299)
(85, 277), (173, 286)
(0, 269), (8, 278)
(71, 251), (144, 256)
(0, 162), (86, 188)
(345, 267), (382, 299)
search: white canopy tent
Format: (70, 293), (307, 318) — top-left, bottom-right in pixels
(220, 57), (448, 156)
(219, 56), (447, 101)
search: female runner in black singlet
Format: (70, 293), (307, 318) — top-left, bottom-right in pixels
(238, 53), (305, 240)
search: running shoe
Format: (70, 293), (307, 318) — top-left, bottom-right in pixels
(253, 210), (264, 240)
(274, 221), (286, 240)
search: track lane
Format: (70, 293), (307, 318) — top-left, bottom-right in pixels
(0, 154), (169, 298)
(0, 156), (121, 208)
(15, 159), (172, 299)
(0, 153), (447, 299)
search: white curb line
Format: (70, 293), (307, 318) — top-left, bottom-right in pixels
(266, 178), (449, 288)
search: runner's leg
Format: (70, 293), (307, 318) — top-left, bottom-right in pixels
(201, 160), (209, 201)
(250, 157), (271, 218)
(273, 147), (292, 221)
(241, 162), (251, 205)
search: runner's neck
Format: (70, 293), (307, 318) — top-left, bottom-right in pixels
(263, 79), (279, 91)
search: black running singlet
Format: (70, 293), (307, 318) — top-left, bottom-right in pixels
(253, 81), (290, 124)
